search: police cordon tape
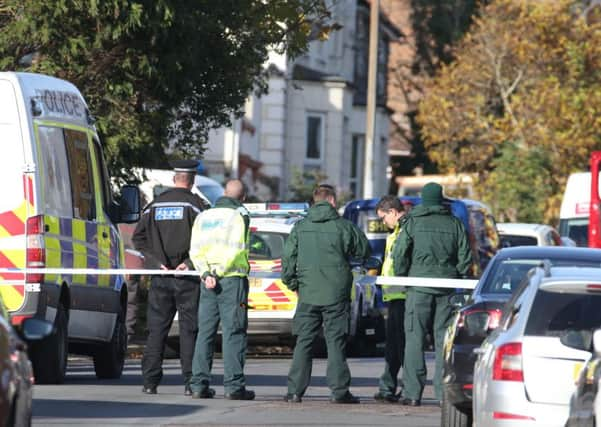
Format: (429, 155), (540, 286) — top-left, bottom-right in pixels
(0, 268), (478, 290)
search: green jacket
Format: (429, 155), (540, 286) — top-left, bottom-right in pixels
(392, 204), (472, 295)
(281, 201), (370, 305)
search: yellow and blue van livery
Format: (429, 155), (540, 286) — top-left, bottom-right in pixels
(0, 72), (139, 384)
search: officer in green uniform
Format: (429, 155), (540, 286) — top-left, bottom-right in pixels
(373, 196), (407, 403)
(393, 182), (472, 406)
(188, 179), (255, 400)
(282, 184), (370, 404)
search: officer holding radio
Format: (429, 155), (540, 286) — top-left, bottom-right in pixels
(132, 160), (207, 396)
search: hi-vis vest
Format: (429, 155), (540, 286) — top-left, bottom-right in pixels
(189, 207), (250, 278)
(382, 223), (406, 301)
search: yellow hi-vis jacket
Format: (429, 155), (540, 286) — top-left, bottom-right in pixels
(381, 222), (406, 301)
(189, 207), (250, 278)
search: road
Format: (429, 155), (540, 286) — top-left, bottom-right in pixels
(33, 354), (440, 426)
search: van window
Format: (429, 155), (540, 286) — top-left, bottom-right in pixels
(37, 126), (73, 217)
(64, 129), (95, 220)
(92, 138), (112, 211)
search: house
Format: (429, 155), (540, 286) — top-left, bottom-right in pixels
(203, 0), (402, 201)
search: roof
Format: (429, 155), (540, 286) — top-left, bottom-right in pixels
(291, 64), (349, 83)
(497, 223), (555, 237)
(494, 246), (601, 262)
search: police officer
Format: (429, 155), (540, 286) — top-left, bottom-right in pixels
(393, 182), (472, 406)
(132, 160), (207, 395)
(282, 184), (370, 404)
(188, 179), (255, 400)
(373, 195), (406, 403)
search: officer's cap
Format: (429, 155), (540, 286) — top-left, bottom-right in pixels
(169, 160), (199, 174)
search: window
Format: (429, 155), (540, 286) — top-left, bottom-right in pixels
(64, 129), (95, 220)
(249, 231), (287, 260)
(526, 292), (601, 337)
(37, 126), (72, 217)
(92, 138), (112, 213)
(305, 114), (324, 166)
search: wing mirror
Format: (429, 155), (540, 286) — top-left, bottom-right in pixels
(22, 318), (54, 341)
(449, 291), (471, 309)
(118, 185), (141, 223)
(593, 329), (601, 356)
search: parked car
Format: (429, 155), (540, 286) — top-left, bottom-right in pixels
(565, 329), (601, 427)
(166, 202), (385, 357)
(442, 246), (601, 427)
(472, 265), (601, 426)
(497, 222), (562, 247)
(0, 295), (52, 427)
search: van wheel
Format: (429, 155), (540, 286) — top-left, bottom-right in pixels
(31, 304), (68, 384)
(441, 390), (472, 427)
(93, 314), (126, 379)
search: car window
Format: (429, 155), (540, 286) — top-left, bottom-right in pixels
(481, 260), (541, 294)
(525, 292), (601, 337)
(500, 235), (538, 247)
(249, 231), (287, 260)
(481, 258), (601, 295)
(197, 184), (223, 206)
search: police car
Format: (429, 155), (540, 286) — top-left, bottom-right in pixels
(245, 203), (385, 355)
(166, 202), (385, 356)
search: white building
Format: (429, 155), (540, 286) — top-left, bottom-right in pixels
(203, 0), (401, 201)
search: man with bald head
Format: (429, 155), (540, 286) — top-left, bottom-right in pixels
(187, 179), (255, 400)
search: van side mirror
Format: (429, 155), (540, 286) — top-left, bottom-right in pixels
(117, 185), (141, 223)
(22, 318), (53, 341)
(560, 329), (593, 351)
(593, 329), (601, 356)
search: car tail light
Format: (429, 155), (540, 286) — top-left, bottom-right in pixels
(492, 342), (523, 381)
(457, 308), (502, 331)
(493, 412), (534, 421)
(26, 215), (45, 284)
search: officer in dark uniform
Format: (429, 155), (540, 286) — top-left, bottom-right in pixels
(132, 160), (207, 395)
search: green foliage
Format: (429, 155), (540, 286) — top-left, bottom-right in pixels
(418, 0), (601, 223)
(484, 142), (552, 223)
(0, 0), (334, 180)
(288, 168), (328, 204)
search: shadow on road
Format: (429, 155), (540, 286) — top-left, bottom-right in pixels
(33, 399), (200, 419)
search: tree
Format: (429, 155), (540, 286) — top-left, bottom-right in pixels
(417, 0), (601, 223)
(0, 0), (335, 179)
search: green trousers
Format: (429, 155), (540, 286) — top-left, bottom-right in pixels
(401, 290), (453, 401)
(190, 276), (249, 394)
(287, 301), (351, 399)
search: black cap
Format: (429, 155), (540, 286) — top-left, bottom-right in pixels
(169, 160), (199, 174)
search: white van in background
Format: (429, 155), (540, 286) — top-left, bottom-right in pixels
(559, 172), (594, 247)
(136, 168), (224, 206)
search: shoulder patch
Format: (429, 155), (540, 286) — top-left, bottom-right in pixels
(155, 206), (184, 221)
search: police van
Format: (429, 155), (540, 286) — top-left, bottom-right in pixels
(0, 72), (140, 383)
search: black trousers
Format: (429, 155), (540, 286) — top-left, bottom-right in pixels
(378, 298), (406, 395)
(142, 276), (199, 387)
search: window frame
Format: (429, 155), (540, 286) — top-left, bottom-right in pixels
(304, 112), (326, 167)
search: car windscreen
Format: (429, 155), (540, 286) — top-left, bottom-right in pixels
(249, 231), (287, 260)
(500, 235), (538, 247)
(197, 184), (223, 206)
(481, 258), (601, 295)
(525, 291), (601, 337)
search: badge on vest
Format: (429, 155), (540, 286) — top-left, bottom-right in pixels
(155, 207), (184, 220)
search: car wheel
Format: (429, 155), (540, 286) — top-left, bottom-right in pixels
(30, 303), (68, 384)
(441, 390), (472, 427)
(93, 313), (126, 379)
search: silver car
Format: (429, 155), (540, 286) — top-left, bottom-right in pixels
(473, 265), (601, 426)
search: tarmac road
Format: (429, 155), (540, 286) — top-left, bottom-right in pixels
(33, 354), (440, 426)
